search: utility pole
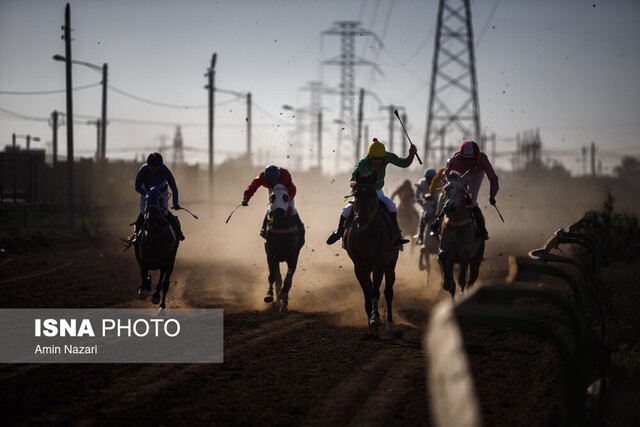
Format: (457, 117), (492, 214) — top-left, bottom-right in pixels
(63, 2), (74, 227)
(206, 53), (216, 199)
(100, 62), (107, 162)
(591, 141), (596, 176)
(425, 0), (481, 164)
(246, 92), (252, 158)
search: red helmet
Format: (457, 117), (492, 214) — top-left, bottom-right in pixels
(460, 140), (479, 159)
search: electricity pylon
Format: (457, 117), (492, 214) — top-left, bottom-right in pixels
(424, 0), (481, 165)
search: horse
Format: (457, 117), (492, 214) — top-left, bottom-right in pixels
(437, 171), (484, 299)
(418, 191), (442, 284)
(392, 179), (419, 240)
(263, 183), (304, 313)
(133, 186), (179, 315)
(343, 174), (400, 334)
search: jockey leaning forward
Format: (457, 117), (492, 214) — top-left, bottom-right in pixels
(431, 140), (499, 240)
(414, 167), (445, 245)
(132, 152), (185, 242)
(326, 137), (418, 246)
(242, 165), (305, 239)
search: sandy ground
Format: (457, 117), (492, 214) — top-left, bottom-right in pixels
(0, 167), (630, 425)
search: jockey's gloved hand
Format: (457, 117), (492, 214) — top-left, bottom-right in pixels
(489, 196), (496, 206)
(241, 200), (248, 206)
(173, 204), (181, 210)
(409, 144), (417, 156)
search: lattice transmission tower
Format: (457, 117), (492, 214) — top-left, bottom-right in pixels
(322, 21), (382, 169)
(424, 0), (481, 165)
(172, 125), (184, 167)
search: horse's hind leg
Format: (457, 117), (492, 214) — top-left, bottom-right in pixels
(384, 256), (398, 332)
(469, 247), (483, 288)
(458, 251), (470, 295)
(265, 256), (279, 303)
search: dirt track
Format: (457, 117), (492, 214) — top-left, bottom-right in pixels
(0, 171), (621, 425)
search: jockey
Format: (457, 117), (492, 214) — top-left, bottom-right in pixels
(132, 152), (185, 242)
(432, 140), (499, 240)
(414, 167), (445, 244)
(326, 138), (418, 246)
(391, 179), (415, 207)
(242, 165), (304, 239)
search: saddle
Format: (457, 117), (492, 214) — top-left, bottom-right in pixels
(343, 203), (399, 249)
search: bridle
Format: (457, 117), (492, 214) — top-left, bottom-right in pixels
(353, 183), (379, 228)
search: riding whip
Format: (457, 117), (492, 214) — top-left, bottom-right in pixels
(493, 203), (505, 223)
(225, 203), (244, 223)
(172, 206), (198, 219)
(393, 109), (423, 165)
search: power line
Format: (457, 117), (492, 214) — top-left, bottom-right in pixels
(0, 82), (101, 96)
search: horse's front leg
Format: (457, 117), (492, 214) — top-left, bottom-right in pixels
(438, 250), (455, 299)
(151, 270), (164, 306)
(458, 249), (470, 295)
(354, 264), (373, 323)
(138, 264), (151, 300)
(369, 264), (385, 330)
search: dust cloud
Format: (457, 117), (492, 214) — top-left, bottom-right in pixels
(114, 160), (637, 327)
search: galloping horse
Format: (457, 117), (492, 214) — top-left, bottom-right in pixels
(343, 174), (400, 333)
(437, 171), (484, 299)
(263, 183), (304, 312)
(134, 187), (179, 315)
(418, 192), (441, 282)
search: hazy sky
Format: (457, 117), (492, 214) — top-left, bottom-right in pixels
(1, 0), (639, 175)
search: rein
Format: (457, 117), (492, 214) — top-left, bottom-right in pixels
(354, 184), (379, 227)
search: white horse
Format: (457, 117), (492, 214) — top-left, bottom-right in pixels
(418, 191), (442, 284)
(437, 171), (485, 299)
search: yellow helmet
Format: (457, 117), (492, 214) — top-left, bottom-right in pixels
(367, 138), (386, 158)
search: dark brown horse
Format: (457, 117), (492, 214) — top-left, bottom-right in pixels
(343, 174), (400, 333)
(263, 184), (304, 313)
(134, 187), (179, 315)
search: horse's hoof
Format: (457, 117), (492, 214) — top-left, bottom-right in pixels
(137, 287), (146, 300)
(264, 294), (274, 303)
(157, 307), (166, 317)
(385, 321), (394, 332)
(151, 293), (160, 305)
(279, 303), (288, 313)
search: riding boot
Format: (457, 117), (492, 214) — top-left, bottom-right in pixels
(430, 211), (444, 236)
(390, 212), (410, 246)
(471, 206), (488, 240)
(131, 214), (144, 245)
(168, 214), (185, 241)
(326, 215), (346, 245)
(291, 213), (305, 247)
(260, 212), (268, 239)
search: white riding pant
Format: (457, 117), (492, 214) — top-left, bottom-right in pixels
(340, 189), (396, 218)
(139, 191), (169, 216)
(464, 173), (484, 208)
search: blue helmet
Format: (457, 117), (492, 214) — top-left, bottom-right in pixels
(147, 152), (163, 166)
(424, 168), (436, 182)
(264, 165), (280, 187)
